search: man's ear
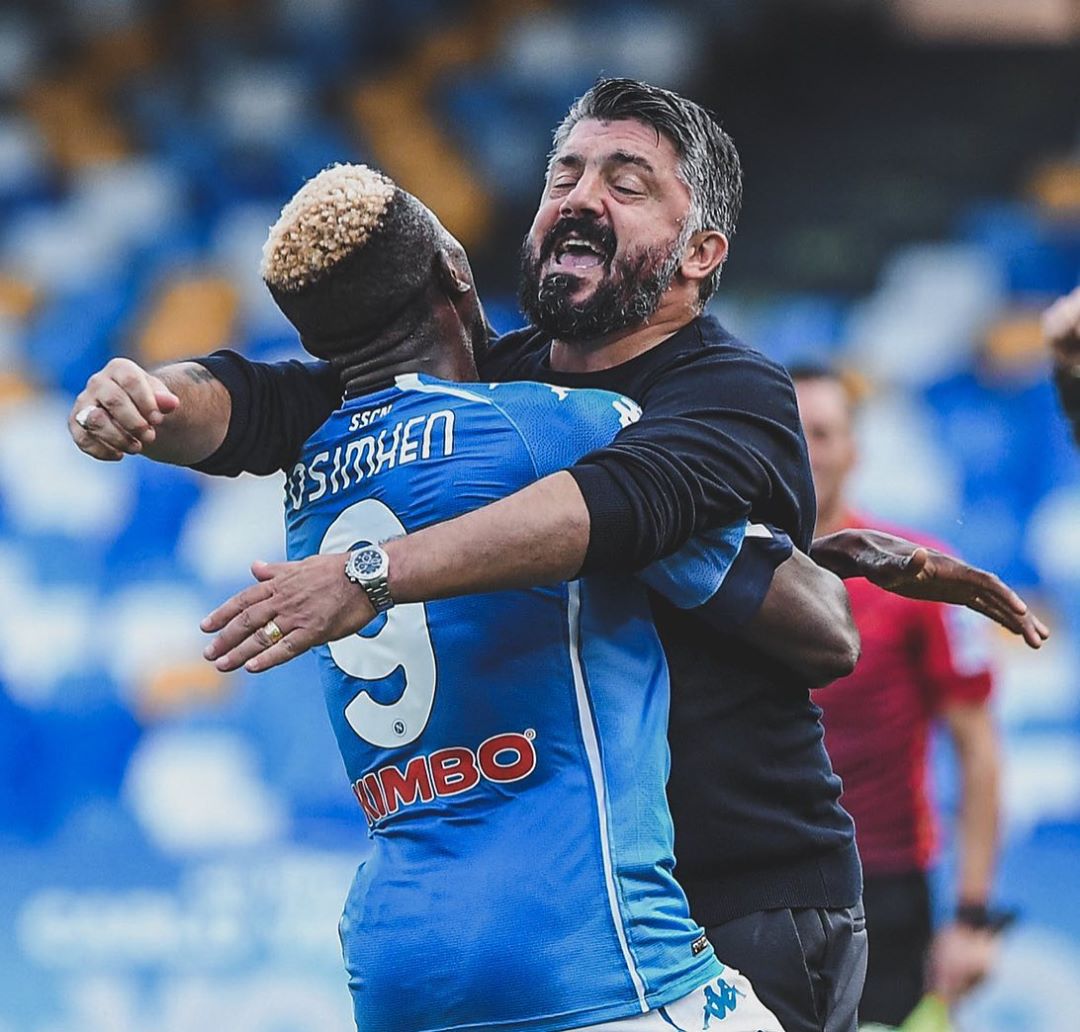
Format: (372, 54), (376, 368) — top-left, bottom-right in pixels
(679, 230), (728, 290)
(436, 248), (472, 295)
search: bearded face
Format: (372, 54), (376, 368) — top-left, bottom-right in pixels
(518, 213), (688, 344)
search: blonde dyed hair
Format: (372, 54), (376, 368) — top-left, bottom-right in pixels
(261, 164), (397, 292)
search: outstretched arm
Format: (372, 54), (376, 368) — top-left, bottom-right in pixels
(810, 528), (1048, 648)
(201, 471), (593, 671)
(203, 513), (1048, 675)
(70, 352), (341, 475)
(68, 357), (231, 465)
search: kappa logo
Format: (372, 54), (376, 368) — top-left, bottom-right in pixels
(351, 730), (538, 826)
(701, 974), (746, 1028)
(613, 397), (641, 427)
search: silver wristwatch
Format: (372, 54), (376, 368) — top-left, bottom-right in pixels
(344, 545), (395, 613)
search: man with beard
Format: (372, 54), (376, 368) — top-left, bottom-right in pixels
(69, 79), (1044, 1032)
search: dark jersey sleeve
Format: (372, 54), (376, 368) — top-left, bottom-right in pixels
(689, 524), (794, 629)
(568, 348), (814, 574)
(1055, 365), (1080, 445)
(191, 350), (341, 476)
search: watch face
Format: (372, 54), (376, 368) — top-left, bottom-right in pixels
(354, 548), (384, 577)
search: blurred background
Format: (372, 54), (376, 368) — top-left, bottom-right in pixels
(0, 0), (1078, 1029)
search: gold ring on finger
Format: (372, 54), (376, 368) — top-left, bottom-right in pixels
(262, 619), (284, 645)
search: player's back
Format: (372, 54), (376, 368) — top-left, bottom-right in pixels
(283, 375), (721, 1032)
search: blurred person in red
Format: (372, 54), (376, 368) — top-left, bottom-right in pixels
(1044, 284), (1080, 445)
(792, 364), (1006, 1029)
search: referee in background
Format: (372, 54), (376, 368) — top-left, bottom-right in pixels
(793, 364), (1007, 1029)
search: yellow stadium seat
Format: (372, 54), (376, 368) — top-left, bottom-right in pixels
(348, 0), (546, 248)
(1028, 160), (1080, 215)
(0, 275), (39, 321)
(983, 310), (1047, 371)
(137, 274), (239, 365)
(0, 372), (37, 408)
(137, 661), (233, 721)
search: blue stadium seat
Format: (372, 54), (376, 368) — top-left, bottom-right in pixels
(0, 690), (141, 844)
(753, 294), (848, 366)
(0, 116), (55, 210)
(105, 461), (203, 579)
(958, 201), (1079, 295)
(23, 278), (139, 393)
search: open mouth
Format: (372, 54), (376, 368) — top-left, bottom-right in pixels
(544, 229), (612, 273)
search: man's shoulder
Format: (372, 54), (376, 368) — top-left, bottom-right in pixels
(632, 315), (797, 404)
(686, 315), (792, 376)
(630, 315), (787, 380)
(397, 374), (629, 435)
(482, 378), (638, 438)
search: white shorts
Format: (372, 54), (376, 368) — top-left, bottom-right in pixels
(577, 967), (786, 1031)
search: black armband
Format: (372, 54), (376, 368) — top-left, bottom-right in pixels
(954, 902), (1017, 933)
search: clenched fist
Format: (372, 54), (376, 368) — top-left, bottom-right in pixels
(69, 357), (230, 466)
(69, 357), (180, 461)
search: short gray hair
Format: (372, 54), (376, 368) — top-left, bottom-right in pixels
(551, 77), (743, 303)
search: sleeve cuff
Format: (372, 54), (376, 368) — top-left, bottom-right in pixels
(567, 464), (639, 576)
(693, 526), (794, 628)
(188, 351), (248, 476)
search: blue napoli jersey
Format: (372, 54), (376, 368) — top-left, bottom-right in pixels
(283, 374), (743, 1032)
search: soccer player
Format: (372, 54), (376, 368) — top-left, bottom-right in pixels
(1045, 284), (1080, 445)
(274, 164), (790, 1031)
(69, 80), (1044, 1032)
(793, 364), (1008, 1029)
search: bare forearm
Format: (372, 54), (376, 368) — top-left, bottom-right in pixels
(809, 529), (879, 579)
(204, 472), (592, 673)
(955, 740), (1001, 905)
(148, 362), (232, 465)
(738, 549), (860, 686)
(947, 706), (1002, 905)
(70, 356), (231, 467)
(385, 471), (590, 602)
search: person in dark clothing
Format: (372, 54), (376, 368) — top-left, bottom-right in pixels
(68, 79), (1044, 1032)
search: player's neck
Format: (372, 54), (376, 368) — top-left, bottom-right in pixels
(335, 336), (478, 397)
(338, 351), (478, 396)
(548, 295), (697, 374)
(333, 296), (480, 395)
